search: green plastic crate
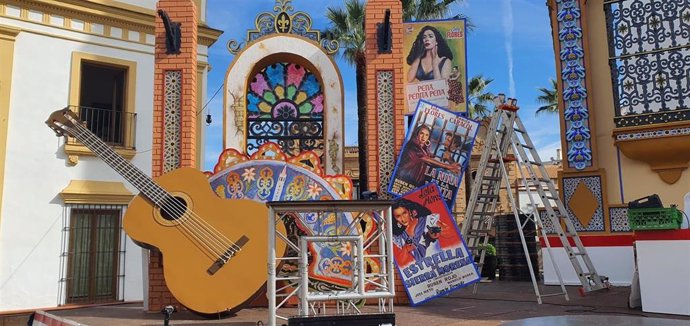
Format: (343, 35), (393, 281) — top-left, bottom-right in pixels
(627, 207), (683, 231)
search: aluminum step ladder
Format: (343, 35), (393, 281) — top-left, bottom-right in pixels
(460, 95), (608, 303)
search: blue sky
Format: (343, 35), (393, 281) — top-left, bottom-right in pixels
(202, 0), (561, 170)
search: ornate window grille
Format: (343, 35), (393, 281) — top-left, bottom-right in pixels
(605, 0), (690, 128)
(246, 62), (325, 161)
(59, 204), (127, 305)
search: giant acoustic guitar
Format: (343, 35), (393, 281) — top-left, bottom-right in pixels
(46, 108), (286, 314)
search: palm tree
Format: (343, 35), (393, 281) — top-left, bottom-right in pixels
(535, 79), (559, 115)
(326, 0), (467, 196)
(402, 0), (473, 27)
(325, 0), (367, 195)
(466, 75), (494, 119)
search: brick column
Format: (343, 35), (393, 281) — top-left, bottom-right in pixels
(364, 0), (408, 304)
(149, 0), (198, 312)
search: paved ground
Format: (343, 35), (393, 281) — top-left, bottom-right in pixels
(42, 281), (690, 326)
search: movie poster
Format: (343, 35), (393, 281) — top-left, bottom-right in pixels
(388, 100), (479, 208)
(392, 184), (480, 305)
(403, 19), (467, 114)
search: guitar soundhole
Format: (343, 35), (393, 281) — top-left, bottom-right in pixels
(160, 196), (188, 221)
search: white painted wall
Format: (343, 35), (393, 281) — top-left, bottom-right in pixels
(542, 246), (634, 286)
(113, 0), (157, 10)
(112, 0), (207, 22)
(637, 240), (690, 315)
(0, 22), (153, 311)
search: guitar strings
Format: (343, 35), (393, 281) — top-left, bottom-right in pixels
(69, 123), (232, 259)
(69, 121), (241, 262)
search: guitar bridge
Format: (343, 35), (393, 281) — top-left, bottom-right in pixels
(206, 235), (249, 275)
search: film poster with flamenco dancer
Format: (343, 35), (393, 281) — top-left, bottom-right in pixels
(392, 184), (480, 305)
(403, 19), (467, 114)
(389, 100), (479, 208)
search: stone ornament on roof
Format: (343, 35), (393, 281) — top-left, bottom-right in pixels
(227, 0), (339, 55)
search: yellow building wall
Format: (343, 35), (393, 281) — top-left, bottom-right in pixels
(585, 0), (690, 209)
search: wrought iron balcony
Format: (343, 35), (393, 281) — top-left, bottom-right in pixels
(66, 105), (137, 150)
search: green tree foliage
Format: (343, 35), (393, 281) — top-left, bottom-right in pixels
(467, 75), (495, 119)
(535, 79), (559, 116)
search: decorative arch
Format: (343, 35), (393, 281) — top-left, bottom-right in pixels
(223, 35), (344, 174)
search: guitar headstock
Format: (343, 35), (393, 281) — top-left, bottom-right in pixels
(46, 108), (82, 137)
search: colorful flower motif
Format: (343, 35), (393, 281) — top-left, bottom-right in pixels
(566, 123), (590, 142)
(560, 46), (584, 61)
(564, 103), (589, 121)
(307, 183), (323, 199)
(558, 26), (582, 42)
(561, 62), (585, 80)
(557, 1), (580, 21)
(563, 85), (587, 101)
(241, 167), (256, 182)
(339, 242), (352, 257)
(567, 142), (592, 170)
(557, 0), (591, 171)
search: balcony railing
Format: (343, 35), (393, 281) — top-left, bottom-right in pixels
(67, 105), (136, 150)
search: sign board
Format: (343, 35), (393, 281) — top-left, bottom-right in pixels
(392, 184), (480, 305)
(403, 19), (467, 114)
(388, 100), (479, 208)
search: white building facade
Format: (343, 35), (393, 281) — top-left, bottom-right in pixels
(0, 0), (218, 312)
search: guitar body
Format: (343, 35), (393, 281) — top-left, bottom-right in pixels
(124, 167), (286, 314)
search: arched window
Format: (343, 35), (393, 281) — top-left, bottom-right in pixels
(246, 62), (325, 161)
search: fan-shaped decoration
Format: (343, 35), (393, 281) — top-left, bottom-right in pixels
(246, 62), (325, 164)
(206, 143), (378, 287)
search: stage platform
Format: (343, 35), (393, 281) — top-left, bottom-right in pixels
(33, 281), (690, 325)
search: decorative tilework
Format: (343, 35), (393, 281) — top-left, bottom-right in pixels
(562, 176), (605, 232)
(377, 71), (395, 199)
(164, 71), (182, 173)
(539, 209), (558, 235)
(609, 207), (631, 233)
(615, 126), (690, 141)
(556, 0), (593, 170)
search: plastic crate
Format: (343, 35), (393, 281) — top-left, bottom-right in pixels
(627, 207), (683, 231)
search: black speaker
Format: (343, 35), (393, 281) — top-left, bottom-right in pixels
(628, 194), (663, 209)
(288, 313), (395, 326)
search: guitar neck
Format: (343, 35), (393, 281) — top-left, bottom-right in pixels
(69, 123), (169, 205)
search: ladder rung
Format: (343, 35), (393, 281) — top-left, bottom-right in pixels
(527, 160), (542, 166)
(468, 231), (491, 236)
(471, 211), (493, 216)
(513, 128), (526, 134)
(539, 291), (567, 298)
(517, 143), (533, 150)
(483, 176), (501, 181)
(488, 156), (517, 163)
(478, 194), (499, 199)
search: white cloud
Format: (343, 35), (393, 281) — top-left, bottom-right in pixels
(536, 140), (562, 162)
